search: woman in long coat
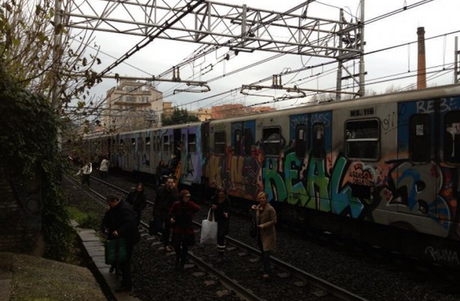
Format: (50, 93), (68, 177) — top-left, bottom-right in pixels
(211, 186), (230, 262)
(250, 191), (277, 279)
(170, 190), (200, 269)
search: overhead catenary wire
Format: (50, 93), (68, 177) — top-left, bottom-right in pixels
(67, 0), (452, 120)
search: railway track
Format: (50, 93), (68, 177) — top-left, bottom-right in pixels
(69, 173), (369, 301)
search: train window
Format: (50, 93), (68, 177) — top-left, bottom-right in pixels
(262, 127), (282, 156)
(409, 114), (431, 163)
(295, 124), (307, 158)
(444, 111), (460, 164)
(234, 129), (242, 156)
(163, 135), (169, 152)
(146, 137), (151, 146)
(120, 139), (124, 145)
(312, 123), (325, 159)
(131, 138), (136, 146)
(214, 131), (226, 154)
(244, 128), (253, 156)
(188, 134), (196, 153)
(345, 119), (379, 160)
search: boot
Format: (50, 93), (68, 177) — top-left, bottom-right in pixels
(174, 256), (180, 270)
(216, 252), (224, 263)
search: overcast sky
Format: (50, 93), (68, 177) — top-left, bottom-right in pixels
(77, 0), (460, 112)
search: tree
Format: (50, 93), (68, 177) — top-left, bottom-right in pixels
(162, 108), (200, 126)
(0, 0), (102, 126)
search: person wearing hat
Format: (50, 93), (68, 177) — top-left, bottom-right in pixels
(169, 189), (200, 270)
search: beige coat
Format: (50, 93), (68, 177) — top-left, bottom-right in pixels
(255, 203), (277, 251)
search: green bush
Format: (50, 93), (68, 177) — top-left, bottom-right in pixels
(66, 207), (100, 230)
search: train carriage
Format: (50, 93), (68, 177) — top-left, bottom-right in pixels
(83, 83), (460, 269)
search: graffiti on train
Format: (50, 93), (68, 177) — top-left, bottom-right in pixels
(206, 144), (457, 237)
(425, 246), (460, 265)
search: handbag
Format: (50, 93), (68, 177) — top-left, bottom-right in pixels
(249, 209), (258, 238)
(250, 221), (258, 238)
(200, 209), (218, 245)
(104, 238), (127, 265)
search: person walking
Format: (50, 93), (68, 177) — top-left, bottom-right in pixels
(76, 161), (92, 187)
(152, 176), (178, 252)
(102, 195), (140, 292)
(210, 186), (230, 263)
(250, 191), (277, 279)
(99, 156), (110, 178)
(126, 183), (147, 226)
(170, 190), (200, 270)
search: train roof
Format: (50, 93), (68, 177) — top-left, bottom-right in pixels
(84, 83), (460, 139)
(207, 83), (460, 124)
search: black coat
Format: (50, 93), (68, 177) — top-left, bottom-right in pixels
(153, 186), (178, 219)
(102, 200), (140, 246)
(126, 191), (147, 216)
(211, 195), (230, 236)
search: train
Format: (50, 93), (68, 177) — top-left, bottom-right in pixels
(82, 83), (460, 270)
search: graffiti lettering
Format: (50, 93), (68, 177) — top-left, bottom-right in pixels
(425, 246), (460, 265)
(310, 113), (331, 127)
(290, 115), (308, 129)
(416, 98), (457, 114)
(382, 111), (397, 134)
(264, 158), (287, 203)
(305, 156), (329, 209)
(330, 156), (364, 218)
(284, 152), (307, 206)
(348, 163), (375, 187)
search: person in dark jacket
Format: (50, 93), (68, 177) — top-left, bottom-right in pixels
(126, 183), (147, 225)
(102, 195), (140, 292)
(170, 190), (200, 270)
(152, 176), (178, 252)
(210, 186), (230, 263)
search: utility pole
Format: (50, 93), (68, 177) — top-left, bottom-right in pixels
(455, 37), (460, 83)
(52, 0), (63, 149)
(358, 0), (365, 97)
(52, 0), (62, 109)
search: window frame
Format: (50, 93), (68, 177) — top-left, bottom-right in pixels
(262, 127), (282, 157)
(345, 118), (380, 161)
(214, 131), (227, 155)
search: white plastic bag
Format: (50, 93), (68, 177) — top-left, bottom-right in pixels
(200, 209), (218, 245)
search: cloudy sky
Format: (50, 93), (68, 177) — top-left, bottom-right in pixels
(74, 0), (460, 112)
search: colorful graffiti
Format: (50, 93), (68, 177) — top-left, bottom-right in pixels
(206, 139), (457, 239)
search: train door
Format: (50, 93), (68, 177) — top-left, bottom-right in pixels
(307, 112), (332, 211)
(201, 121), (210, 187)
(231, 120), (257, 197)
(181, 126), (201, 185)
(442, 105), (460, 238)
(258, 114), (289, 202)
(395, 98), (444, 235)
(161, 130), (172, 165)
(287, 113), (309, 206)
